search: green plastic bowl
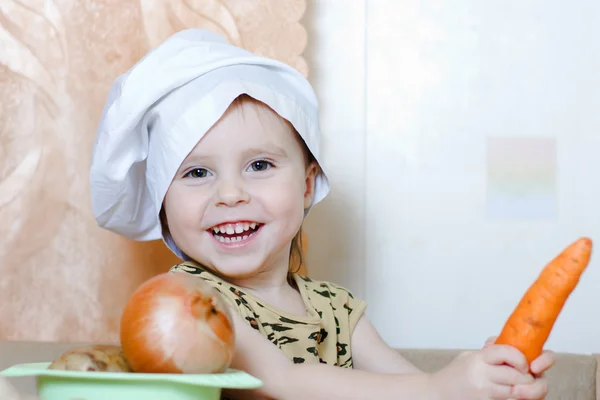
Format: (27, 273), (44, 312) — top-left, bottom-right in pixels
(1, 362), (263, 400)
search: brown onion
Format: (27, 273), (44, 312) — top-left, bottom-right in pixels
(120, 272), (235, 374)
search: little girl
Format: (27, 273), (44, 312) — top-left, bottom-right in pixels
(89, 28), (555, 399)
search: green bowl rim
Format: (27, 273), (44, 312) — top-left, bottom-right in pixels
(1, 362), (263, 389)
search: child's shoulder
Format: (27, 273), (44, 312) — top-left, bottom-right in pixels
(294, 274), (367, 336)
(168, 261), (257, 311)
(293, 274), (366, 312)
(168, 261), (233, 294)
(294, 274), (360, 299)
(169, 262), (216, 281)
(169, 261), (213, 277)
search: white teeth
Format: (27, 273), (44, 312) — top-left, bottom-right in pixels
(212, 222), (259, 234)
(211, 222), (261, 244)
(216, 235), (247, 243)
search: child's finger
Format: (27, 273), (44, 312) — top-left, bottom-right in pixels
(483, 335), (498, 348)
(489, 382), (527, 400)
(487, 364), (533, 386)
(482, 344), (529, 373)
(512, 377), (549, 399)
(530, 350), (556, 376)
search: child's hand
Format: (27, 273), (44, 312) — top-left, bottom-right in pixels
(483, 336), (555, 400)
(433, 343), (544, 400)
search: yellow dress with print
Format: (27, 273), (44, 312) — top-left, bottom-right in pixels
(169, 262), (367, 367)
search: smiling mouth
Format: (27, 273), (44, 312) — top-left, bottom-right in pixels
(210, 222), (262, 243)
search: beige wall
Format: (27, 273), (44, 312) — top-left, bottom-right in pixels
(0, 0), (308, 343)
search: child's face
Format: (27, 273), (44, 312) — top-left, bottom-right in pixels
(163, 98), (317, 279)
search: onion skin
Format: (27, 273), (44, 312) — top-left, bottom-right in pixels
(120, 272), (235, 374)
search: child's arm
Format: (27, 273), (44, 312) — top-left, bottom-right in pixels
(222, 310), (539, 400)
(350, 314), (423, 374)
(223, 311), (438, 400)
(349, 316), (556, 398)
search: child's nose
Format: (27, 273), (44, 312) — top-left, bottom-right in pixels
(214, 176), (250, 207)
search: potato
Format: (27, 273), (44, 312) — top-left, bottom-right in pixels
(48, 345), (133, 372)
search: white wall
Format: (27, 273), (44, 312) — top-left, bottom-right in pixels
(303, 0), (600, 355)
(302, 1), (367, 299)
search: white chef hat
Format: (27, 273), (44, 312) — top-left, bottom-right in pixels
(89, 28), (330, 259)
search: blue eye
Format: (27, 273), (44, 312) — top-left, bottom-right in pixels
(185, 168), (211, 178)
(248, 160), (273, 172)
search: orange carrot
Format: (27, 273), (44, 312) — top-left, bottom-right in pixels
(495, 237), (593, 365)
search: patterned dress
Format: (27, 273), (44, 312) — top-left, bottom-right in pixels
(169, 261), (367, 367)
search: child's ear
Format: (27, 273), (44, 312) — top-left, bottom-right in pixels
(303, 162), (319, 209)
